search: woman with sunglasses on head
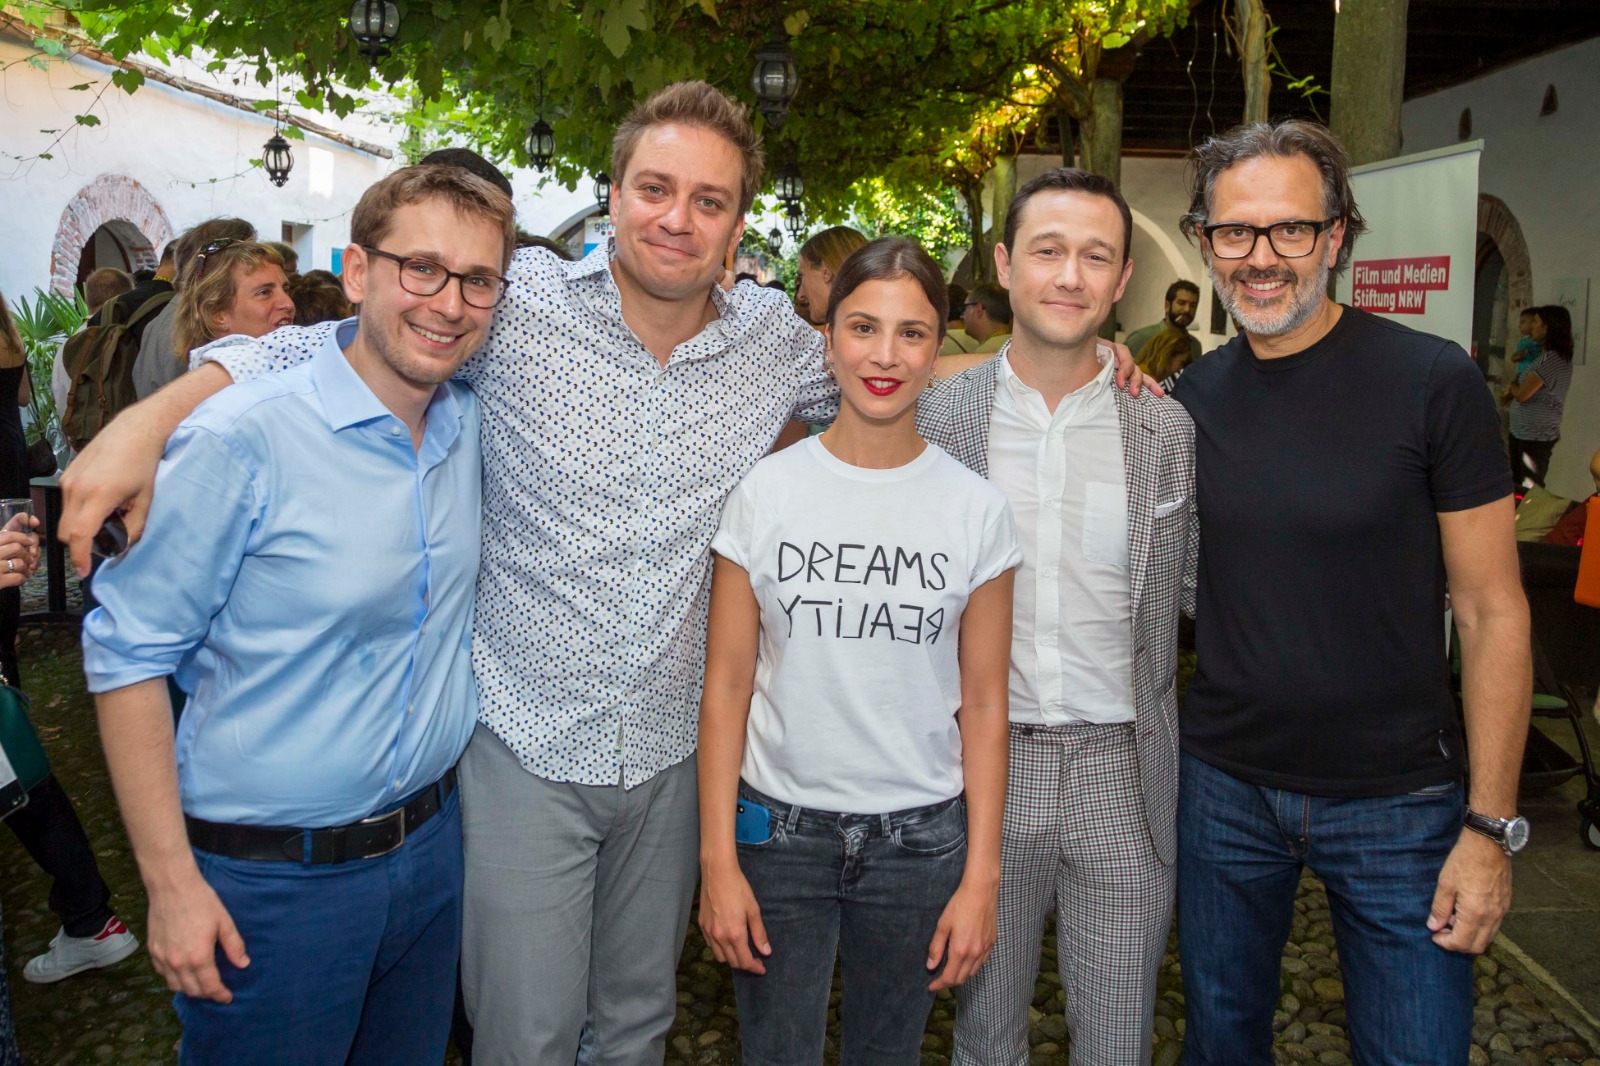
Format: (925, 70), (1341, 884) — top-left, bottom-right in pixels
(698, 236), (1020, 1065)
(172, 240), (296, 364)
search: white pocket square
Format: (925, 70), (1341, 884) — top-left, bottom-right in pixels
(1153, 497), (1188, 518)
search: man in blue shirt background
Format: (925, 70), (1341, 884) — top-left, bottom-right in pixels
(81, 165), (514, 1065)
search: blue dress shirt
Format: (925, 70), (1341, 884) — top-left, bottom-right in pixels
(83, 319), (482, 827)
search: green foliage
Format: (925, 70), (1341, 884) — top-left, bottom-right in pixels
(31, 0), (1189, 218)
(7, 288), (88, 446)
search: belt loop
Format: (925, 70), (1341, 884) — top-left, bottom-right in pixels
(880, 812), (892, 836)
(300, 830), (313, 864)
(786, 803), (801, 833)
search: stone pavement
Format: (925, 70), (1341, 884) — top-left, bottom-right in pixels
(3, 619), (1598, 1064)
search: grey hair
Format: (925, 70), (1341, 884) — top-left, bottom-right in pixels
(1178, 119), (1369, 276)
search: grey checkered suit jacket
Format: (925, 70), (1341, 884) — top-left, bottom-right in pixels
(916, 353), (1198, 865)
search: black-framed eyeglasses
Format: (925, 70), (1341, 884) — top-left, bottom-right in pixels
(194, 238), (241, 282)
(1200, 217), (1339, 259)
(361, 247), (509, 309)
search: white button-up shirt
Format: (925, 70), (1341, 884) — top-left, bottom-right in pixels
(198, 247), (836, 787)
(988, 350), (1134, 725)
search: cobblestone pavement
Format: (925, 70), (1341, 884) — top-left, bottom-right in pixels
(4, 624), (1597, 1065)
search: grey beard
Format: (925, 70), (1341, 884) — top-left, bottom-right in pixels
(1212, 256), (1329, 337)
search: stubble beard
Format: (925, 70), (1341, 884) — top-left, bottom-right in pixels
(1212, 255), (1330, 337)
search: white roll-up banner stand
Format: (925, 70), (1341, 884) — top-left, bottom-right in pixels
(1334, 141), (1482, 354)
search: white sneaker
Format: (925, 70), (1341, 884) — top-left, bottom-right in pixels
(23, 917), (139, 983)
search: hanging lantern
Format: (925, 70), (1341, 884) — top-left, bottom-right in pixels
(784, 202), (805, 242)
(594, 172), (612, 216)
(349, 0), (401, 61)
(773, 163), (804, 206)
(525, 119), (555, 172)
(749, 29), (800, 129)
(766, 226), (783, 256)
(262, 132), (294, 188)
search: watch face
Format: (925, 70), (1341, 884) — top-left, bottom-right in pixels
(1506, 817), (1531, 853)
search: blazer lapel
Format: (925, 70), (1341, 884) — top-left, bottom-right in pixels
(1115, 389), (1156, 613)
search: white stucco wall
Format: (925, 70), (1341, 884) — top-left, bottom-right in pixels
(0, 39), (401, 301)
(1403, 37), (1600, 500)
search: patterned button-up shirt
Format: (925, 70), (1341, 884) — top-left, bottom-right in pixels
(198, 243), (836, 787)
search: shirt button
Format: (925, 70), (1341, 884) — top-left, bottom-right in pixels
(407, 704), (415, 715)
(389, 425), (402, 436)
(1041, 566), (1057, 577)
(393, 778), (403, 789)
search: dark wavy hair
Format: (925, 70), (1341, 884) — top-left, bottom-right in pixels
(826, 237), (949, 340)
(1535, 304), (1574, 361)
(1179, 119), (1369, 276)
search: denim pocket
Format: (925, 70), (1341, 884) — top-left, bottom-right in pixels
(734, 818), (784, 849)
(1409, 781), (1458, 797)
(891, 800), (967, 856)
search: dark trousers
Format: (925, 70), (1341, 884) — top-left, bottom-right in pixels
(4, 774), (115, 938)
(176, 786), (464, 1066)
(732, 782), (968, 1066)
(1508, 436), (1556, 493)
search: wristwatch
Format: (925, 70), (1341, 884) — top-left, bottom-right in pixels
(1464, 807), (1530, 855)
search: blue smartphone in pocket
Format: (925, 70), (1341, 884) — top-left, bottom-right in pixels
(734, 799), (772, 844)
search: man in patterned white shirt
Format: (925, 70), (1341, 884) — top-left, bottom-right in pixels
(60, 81), (835, 1066)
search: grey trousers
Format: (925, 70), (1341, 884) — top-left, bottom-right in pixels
(953, 723), (1176, 1066)
(459, 724), (700, 1066)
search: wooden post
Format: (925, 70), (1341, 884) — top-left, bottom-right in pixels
(1079, 78), (1124, 188)
(1057, 107), (1076, 168)
(1329, 0), (1409, 164)
(962, 181), (989, 283)
(1233, 0), (1270, 124)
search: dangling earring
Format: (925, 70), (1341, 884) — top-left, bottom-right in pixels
(825, 361), (836, 379)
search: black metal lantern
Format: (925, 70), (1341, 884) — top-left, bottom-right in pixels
(773, 163), (804, 206)
(525, 119), (555, 172)
(784, 202), (805, 242)
(594, 172), (611, 216)
(749, 29), (800, 129)
(349, 0), (401, 61)
(766, 226), (783, 256)
(262, 131), (294, 188)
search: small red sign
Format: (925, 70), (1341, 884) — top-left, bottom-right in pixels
(1350, 256), (1451, 315)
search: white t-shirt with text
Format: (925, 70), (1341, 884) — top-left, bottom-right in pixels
(711, 437), (1021, 813)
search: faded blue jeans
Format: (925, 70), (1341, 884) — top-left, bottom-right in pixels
(732, 782), (968, 1066)
(1177, 751), (1473, 1066)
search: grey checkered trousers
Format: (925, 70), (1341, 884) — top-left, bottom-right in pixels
(917, 353), (1198, 1065)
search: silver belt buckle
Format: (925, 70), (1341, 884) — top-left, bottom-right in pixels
(358, 806), (407, 858)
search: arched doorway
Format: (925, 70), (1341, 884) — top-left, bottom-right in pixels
(50, 174), (174, 295)
(1474, 194), (1533, 384)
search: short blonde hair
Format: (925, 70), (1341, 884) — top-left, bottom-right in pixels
(612, 81), (764, 215)
(799, 226), (868, 276)
(351, 164), (517, 270)
(173, 241), (286, 363)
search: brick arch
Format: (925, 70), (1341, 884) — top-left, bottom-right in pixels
(50, 174), (174, 295)
(1477, 193), (1533, 351)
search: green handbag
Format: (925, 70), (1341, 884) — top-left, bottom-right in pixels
(0, 671), (50, 795)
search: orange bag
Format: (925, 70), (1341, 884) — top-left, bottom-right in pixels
(1576, 498), (1600, 607)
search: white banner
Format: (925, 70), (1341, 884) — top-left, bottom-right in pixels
(1335, 141), (1481, 353)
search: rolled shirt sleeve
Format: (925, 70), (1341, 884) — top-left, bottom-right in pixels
(82, 425), (260, 692)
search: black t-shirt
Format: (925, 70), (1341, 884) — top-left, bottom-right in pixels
(1176, 306), (1510, 796)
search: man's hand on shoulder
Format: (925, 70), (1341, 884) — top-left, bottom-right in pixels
(60, 363), (235, 575)
(1107, 341), (1167, 398)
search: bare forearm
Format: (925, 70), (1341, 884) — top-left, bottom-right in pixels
(1457, 598), (1531, 818)
(95, 679), (197, 890)
(697, 683), (752, 871)
(956, 699), (1007, 886)
(140, 363), (235, 437)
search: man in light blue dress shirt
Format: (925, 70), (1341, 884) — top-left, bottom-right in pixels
(80, 166), (515, 1065)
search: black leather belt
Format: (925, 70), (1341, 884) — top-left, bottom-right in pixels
(185, 768), (457, 864)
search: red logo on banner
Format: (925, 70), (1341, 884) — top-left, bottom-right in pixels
(1350, 256), (1451, 315)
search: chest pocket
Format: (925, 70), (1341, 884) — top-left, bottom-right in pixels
(1082, 481), (1129, 569)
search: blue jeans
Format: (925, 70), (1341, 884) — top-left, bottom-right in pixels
(732, 782), (968, 1066)
(1177, 752), (1472, 1066)
(176, 786), (463, 1066)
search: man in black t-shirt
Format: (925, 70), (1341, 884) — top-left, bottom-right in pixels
(1171, 121), (1532, 1066)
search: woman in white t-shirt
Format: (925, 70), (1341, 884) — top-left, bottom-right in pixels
(698, 237), (1021, 1064)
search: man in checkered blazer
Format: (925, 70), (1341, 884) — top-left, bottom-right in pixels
(919, 168), (1197, 1065)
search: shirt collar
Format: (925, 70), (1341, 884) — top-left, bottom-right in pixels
(998, 342), (1115, 403)
(309, 317), (463, 450)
